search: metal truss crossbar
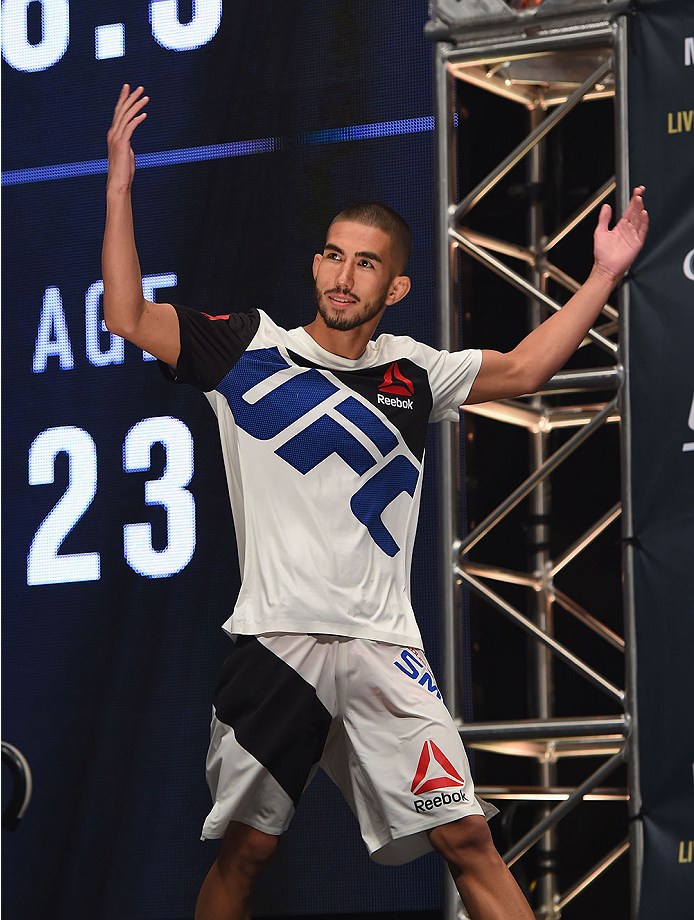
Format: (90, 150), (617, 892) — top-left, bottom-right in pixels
(544, 176), (616, 251)
(458, 399), (618, 553)
(456, 567), (624, 702)
(550, 502), (621, 577)
(556, 838), (630, 910)
(458, 715), (628, 742)
(502, 750), (625, 866)
(450, 228), (618, 353)
(554, 587), (625, 650)
(451, 56), (613, 222)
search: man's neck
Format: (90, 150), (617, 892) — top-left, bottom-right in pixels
(302, 313), (382, 360)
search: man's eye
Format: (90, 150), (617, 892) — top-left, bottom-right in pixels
(359, 260), (373, 268)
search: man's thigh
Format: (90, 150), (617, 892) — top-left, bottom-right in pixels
(202, 634), (340, 840)
(322, 640), (489, 865)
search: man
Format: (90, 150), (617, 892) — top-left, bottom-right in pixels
(103, 85), (648, 920)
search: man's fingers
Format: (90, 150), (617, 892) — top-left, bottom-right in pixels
(623, 186), (648, 233)
(111, 89), (149, 139)
(112, 85), (147, 132)
(627, 186), (645, 214)
(116, 88), (146, 128)
(122, 111), (148, 142)
(597, 202), (612, 232)
(113, 83), (129, 116)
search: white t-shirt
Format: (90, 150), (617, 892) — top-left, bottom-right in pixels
(164, 306), (481, 649)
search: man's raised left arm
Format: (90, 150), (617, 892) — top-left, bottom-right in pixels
(465, 186), (648, 405)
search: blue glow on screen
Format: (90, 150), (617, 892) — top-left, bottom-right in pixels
(2, 116), (435, 186)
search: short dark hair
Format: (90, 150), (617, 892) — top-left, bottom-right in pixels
(330, 202), (412, 274)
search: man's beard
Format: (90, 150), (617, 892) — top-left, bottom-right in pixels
(315, 284), (387, 331)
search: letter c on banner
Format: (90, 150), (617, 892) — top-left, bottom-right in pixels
(684, 248), (694, 281)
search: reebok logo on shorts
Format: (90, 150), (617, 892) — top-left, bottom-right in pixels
(412, 740), (469, 813)
(411, 740), (465, 795)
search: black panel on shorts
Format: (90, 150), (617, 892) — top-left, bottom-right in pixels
(212, 637), (333, 807)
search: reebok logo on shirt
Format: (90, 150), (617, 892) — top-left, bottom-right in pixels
(378, 362), (414, 410)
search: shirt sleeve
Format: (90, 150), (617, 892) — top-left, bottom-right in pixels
(158, 304), (261, 392)
(425, 345), (483, 423)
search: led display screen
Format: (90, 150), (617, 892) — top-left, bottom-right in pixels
(2, 2), (447, 916)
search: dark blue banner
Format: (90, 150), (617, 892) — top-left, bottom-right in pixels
(628, 2), (694, 917)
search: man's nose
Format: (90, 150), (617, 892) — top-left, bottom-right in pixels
(335, 259), (354, 288)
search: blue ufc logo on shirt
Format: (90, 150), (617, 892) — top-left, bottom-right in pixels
(217, 347), (418, 556)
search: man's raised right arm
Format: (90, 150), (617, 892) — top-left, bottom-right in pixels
(102, 85), (180, 366)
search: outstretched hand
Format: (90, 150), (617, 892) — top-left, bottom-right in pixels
(106, 84), (149, 193)
(593, 186), (648, 283)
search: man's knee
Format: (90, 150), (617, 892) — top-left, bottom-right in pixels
(218, 821), (279, 883)
(428, 815), (499, 869)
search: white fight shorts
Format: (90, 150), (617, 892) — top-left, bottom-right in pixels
(201, 634), (496, 865)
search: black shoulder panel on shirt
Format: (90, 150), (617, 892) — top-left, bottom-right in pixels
(158, 305), (261, 391)
(287, 350), (433, 461)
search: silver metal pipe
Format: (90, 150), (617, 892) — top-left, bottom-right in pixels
(450, 228), (619, 354)
(462, 397), (620, 428)
(595, 320), (620, 337)
(535, 367), (621, 393)
(544, 403), (619, 428)
(459, 560), (541, 588)
(544, 176), (616, 251)
(435, 45), (466, 722)
(553, 588), (625, 650)
(556, 838), (630, 910)
(459, 715), (628, 741)
(526, 103), (557, 917)
(457, 568), (625, 702)
(614, 18), (643, 918)
(449, 65), (538, 107)
(462, 400), (545, 430)
(541, 88), (613, 106)
(442, 24), (616, 70)
(451, 57), (613, 222)
(477, 787), (628, 802)
(549, 502), (622, 576)
(541, 259), (582, 293)
(434, 45), (464, 920)
(458, 400), (618, 553)
(456, 228), (535, 263)
(503, 750), (626, 866)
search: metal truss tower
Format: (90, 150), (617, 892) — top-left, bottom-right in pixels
(430, 2), (640, 918)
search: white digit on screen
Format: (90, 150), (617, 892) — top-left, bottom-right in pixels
(123, 417), (195, 577)
(149, 0), (222, 51)
(1, 0), (69, 72)
(27, 427), (100, 585)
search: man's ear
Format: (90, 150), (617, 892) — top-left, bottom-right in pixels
(312, 253), (322, 279)
(386, 275), (411, 306)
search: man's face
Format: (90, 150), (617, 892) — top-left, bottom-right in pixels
(312, 220), (401, 332)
